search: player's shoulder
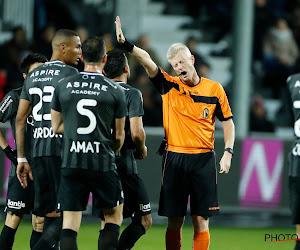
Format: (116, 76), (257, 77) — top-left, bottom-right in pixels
(127, 85), (142, 96)
(6, 87), (23, 99)
(101, 76), (124, 92)
(1, 87), (23, 104)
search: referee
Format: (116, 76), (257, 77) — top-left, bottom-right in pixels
(115, 16), (235, 250)
(51, 37), (127, 250)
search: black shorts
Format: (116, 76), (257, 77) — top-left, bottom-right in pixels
(93, 173), (151, 219)
(5, 174), (34, 215)
(289, 176), (300, 224)
(158, 150), (219, 217)
(57, 168), (123, 212)
(31, 156), (61, 216)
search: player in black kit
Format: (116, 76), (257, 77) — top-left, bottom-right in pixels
(94, 49), (152, 250)
(51, 37), (127, 250)
(16, 29), (81, 250)
(287, 74), (300, 250)
(0, 53), (47, 250)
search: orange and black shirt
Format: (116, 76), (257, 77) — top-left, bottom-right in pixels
(150, 67), (233, 154)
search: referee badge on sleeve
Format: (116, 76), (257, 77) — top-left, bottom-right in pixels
(203, 108), (209, 119)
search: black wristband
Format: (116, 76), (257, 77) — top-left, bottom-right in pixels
(3, 145), (18, 166)
(3, 145), (13, 154)
(121, 40), (134, 52)
(224, 147), (234, 156)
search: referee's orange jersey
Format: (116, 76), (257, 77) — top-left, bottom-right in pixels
(150, 67), (233, 154)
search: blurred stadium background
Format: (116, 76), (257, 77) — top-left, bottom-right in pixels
(0, 0), (298, 249)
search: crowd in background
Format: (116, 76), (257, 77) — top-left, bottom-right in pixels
(1, 0), (300, 130)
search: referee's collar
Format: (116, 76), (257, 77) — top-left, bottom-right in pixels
(80, 72), (104, 76)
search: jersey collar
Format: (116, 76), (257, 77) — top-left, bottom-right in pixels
(45, 60), (64, 64)
(114, 81), (126, 84)
(80, 72), (104, 76)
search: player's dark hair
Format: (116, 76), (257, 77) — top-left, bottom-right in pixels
(104, 49), (127, 79)
(20, 53), (48, 74)
(82, 36), (106, 63)
(53, 29), (79, 40)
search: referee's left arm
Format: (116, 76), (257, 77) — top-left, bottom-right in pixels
(219, 118), (235, 174)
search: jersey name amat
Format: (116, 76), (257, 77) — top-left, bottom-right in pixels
(70, 140), (101, 153)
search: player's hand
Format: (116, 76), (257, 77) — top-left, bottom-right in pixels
(134, 146), (147, 160)
(17, 162), (33, 188)
(219, 151), (232, 174)
(115, 16), (126, 43)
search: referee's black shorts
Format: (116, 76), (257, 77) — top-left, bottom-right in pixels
(31, 156), (61, 216)
(57, 168), (123, 212)
(158, 150), (219, 217)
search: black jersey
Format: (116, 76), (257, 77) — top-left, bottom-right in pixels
(115, 82), (144, 175)
(0, 88), (33, 174)
(51, 72), (127, 172)
(287, 73), (300, 177)
(20, 60), (78, 157)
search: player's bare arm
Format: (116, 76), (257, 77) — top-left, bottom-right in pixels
(112, 117), (125, 155)
(15, 99), (33, 187)
(51, 109), (64, 134)
(115, 16), (158, 77)
(130, 116), (147, 160)
(219, 118), (235, 174)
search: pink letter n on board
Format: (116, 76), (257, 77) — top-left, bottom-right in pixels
(238, 138), (283, 208)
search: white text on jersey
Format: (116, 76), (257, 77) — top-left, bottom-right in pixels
(70, 140), (101, 153)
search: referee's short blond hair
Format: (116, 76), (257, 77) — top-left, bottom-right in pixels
(166, 43), (192, 61)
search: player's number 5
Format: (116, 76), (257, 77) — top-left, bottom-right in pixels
(76, 99), (97, 135)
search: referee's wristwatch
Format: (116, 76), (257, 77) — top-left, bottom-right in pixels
(224, 147), (234, 156)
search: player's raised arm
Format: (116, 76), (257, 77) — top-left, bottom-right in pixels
(115, 16), (158, 78)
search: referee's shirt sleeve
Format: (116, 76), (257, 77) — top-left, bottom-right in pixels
(149, 66), (179, 95)
(115, 87), (128, 118)
(215, 83), (233, 121)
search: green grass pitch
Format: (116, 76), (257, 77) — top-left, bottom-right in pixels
(1, 221), (296, 249)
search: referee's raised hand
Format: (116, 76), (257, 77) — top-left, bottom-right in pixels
(16, 162), (33, 188)
(115, 16), (126, 44)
